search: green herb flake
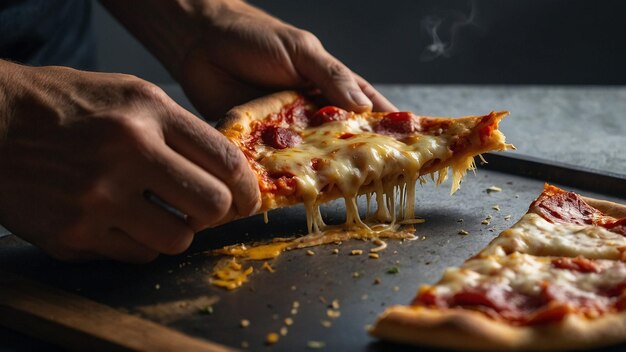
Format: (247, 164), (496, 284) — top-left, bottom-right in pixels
(386, 267), (400, 274)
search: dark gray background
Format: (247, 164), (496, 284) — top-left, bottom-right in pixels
(93, 0), (626, 85)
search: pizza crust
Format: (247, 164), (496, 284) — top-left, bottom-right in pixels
(371, 305), (626, 351)
(217, 90), (302, 143)
(582, 196), (626, 218)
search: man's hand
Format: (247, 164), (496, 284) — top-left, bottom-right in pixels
(102, 0), (398, 119)
(0, 61), (260, 263)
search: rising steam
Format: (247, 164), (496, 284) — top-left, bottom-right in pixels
(420, 1), (478, 61)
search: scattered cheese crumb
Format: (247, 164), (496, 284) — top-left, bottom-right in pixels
(352, 272), (361, 278)
(458, 229), (470, 236)
(370, 239), (387, 253)
(331, 299), (340, 310)
(262, 261), (275, 273)
(492, 205), (501, 211)
(368, 253), (379, 259)
(351, 249), (363, 256)
(393, 286), (400, 292)
(486, 185), (502, 193)
(280, 326), (288, 336)
(291, 308), (298, 315)
(327, 309), (341, 319)
(291, 285), (297, 291)
(481, 219), (490, 225)
(504, 214), (512, 221)
(155, 284), (160, 290)
(331, 248), (339, 254)
(420, 236), (427, 240)
(284, 317), (294, 326)
(307, 340), (326, 349)
(306, 250), (315, 256)
(266, 332), (279, 345)
(398, 218), (426, 225)
(361, 294), (369, 300)
(320, 320), (332, 328)
(240, 319), (250, 328)
(292, 301), (300, 309)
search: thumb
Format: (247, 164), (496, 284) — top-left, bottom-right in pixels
(293, 36), (373, 112)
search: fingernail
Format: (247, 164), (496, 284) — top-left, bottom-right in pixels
(349, 91), (372, 108)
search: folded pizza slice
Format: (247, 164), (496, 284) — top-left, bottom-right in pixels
(370, 185), (626, 351)
(218, 91), (511, 233)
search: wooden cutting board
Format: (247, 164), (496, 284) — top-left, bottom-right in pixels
(0, 270), (233, 352)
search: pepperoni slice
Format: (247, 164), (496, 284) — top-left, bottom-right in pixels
(261, 126), (302, 149)
(552, 256), (601, 273)
(531, 186), (599, 226)
(309, 106), (347, 126)
(338, 132), (355, 139)
(310, 158), (323, 171)
(376, 112), (417, 134)
(531, 185), (626, 236)
(269, 172), (297, 196)
(604, 218), (626, 236)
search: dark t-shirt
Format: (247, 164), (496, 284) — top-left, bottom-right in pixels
(0, 0), (95, 70)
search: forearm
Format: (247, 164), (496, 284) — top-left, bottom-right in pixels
(0, 60), (20, 142)
(99, 0), (250, 80)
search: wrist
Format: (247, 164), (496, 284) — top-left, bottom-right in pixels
(100, 0), (249, 81)
(0, 60), (23, 141)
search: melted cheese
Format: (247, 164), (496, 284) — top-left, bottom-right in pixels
(209, 258), (254, 290)
(431, 252), (626, 305)
(480, 213), (626, 260)
(209, 223), (416, 290)
(259, 117), (476, 233)
(214, 223), (416, 259)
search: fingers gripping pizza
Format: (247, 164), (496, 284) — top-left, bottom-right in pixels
(218, 91), (511, 233)
(370, 185), (626, 351)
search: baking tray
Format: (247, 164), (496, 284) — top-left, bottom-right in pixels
(1, 153), (626, 352)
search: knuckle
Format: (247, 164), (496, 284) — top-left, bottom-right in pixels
(195, 187), (232, 228)
(294, 29), (322, 51)
(124, 77), (167, 101)
(99, 114), (155, 153)
(209, 186), (233, 215)
(80, 180), (115, 210)
(326, 61), (351, 82)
